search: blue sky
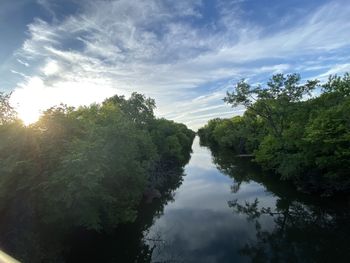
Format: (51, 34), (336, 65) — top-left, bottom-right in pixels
(1, 0), (350, 128)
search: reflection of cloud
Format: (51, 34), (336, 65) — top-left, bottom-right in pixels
(170, 138), (282, 211)
(145, 138), (278, 261)
(185, 137), (217, 170)
(148, 209), (255, 262)
(148, 207), (276, 263)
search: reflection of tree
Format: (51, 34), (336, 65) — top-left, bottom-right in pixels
(0, 166), (186, 263)
(208, 145), (350, 263)
(144, 231), (184, 263)
(229, 198), (350, 263)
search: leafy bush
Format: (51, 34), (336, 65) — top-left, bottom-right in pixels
(0, 92), (195, 230)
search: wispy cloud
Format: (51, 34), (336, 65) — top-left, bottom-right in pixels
(8, 0), (350, 129)
(16, 58), (29, 67)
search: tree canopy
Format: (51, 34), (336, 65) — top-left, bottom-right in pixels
(224, 73), (319, 137)
(0, 92), (195, 232)
(199, 73), (350, 195)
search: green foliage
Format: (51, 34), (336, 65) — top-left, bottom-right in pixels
(224, 74), (319, 137)
(0, 92), (194, 231)
(198, 113), (266, 154)
(0, 92), (17, 125)
(302, 98), (350, 190)
(150, 118), (195, 165)
(104, 92), (156, 126)
(199, 73), (350, 194)
(322, 73), (350, 96)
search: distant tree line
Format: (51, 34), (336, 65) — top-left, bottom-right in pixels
(0, 92), (195, 231)
(198, 73), (350, 195)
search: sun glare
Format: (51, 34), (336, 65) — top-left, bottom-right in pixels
(9, 75), (118, 126)
(17, 107), (41, 125)
(43, 60), (59, 76)
(10, 77), (45, 125)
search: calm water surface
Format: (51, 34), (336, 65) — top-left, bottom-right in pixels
(145, 137), (274, 262)
(142, 137), (350, 263)
(1, 137), (349, 262)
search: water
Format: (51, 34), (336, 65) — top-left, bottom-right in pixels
(142, 137), (350, 263)
(1, 137), (349, 262)
(144, 137), (273, 262)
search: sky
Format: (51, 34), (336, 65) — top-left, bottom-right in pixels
(1, 0), (350, 128)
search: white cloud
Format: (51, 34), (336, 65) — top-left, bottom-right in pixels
(10, 70), (28, 78)
(17, 59), (29, 67)
(316, 63), (350, 80)
(9, 0), (350, 128)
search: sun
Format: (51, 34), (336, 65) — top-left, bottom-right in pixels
(9, 74), (118, 126)
(17, 107), (41, 125)
(9, 77), (45, 125)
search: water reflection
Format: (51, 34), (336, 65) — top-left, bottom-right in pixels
(1, 137), (349, 262)
(211, 146), (350, 263)
(146, 138), (272, 262)
(147, 138), (350, 262)
(0, 164), (187, 263)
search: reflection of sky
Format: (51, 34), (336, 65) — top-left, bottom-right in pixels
(146, 137), (277, 262)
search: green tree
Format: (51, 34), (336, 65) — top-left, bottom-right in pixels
(0, 92), (17, 125)
(0, 92), (195, 231)
(200, 72), (350, 194)
(322, 73), (350, 96)
(302, 98), (350, 191)
(224, 74), (318, 137)
(104, 92), (156, 126)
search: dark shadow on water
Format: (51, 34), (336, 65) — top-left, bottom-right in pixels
(0, 166), (186, 263)
(209, 146), (350, 263)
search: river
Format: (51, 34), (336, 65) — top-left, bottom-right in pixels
(1, 137), (349, 262)
(141, 136), (350, 263)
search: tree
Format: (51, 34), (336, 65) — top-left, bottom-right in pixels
(199, 72), (350, 194)
(302, 98), (350, 191)
(322, 73), (350, 96)
(0, 92), (195, 232)
(104, 92), (156, 125)
(0, 92), (16, 125)
(224, 74), (319, 137)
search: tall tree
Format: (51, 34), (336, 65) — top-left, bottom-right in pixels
(224, 74), (319, 137)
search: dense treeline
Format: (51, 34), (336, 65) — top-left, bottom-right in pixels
(0, 149), (186, 262)
(0, 92), (195, 232)
(198, 73), (350, 195)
